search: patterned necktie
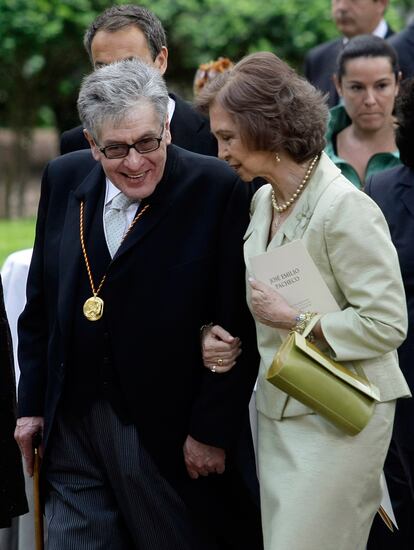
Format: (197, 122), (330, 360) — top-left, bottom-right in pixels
(104, 192), (136, 258)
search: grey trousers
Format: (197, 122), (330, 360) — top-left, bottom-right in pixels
(44, 401), (198, 550)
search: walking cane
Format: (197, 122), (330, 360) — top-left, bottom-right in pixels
(33, 432), (44, 550)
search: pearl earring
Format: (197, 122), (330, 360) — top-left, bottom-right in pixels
(275, 153), (281, 163)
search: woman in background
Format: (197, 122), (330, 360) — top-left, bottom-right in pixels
(325, 34), (401, 189)
(197, 51), (409, 550)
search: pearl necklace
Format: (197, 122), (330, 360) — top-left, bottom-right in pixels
(271, 154), (319, 212)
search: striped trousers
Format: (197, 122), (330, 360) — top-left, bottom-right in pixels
(44, 400), (205, 550)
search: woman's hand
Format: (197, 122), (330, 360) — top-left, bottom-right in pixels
(249, 278), (298, 330)
(201, 324), (241, 373)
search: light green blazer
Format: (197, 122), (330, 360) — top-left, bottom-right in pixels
(244, 153), (410, 421)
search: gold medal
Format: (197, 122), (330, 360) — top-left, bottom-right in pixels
(83, 296), (104, 321)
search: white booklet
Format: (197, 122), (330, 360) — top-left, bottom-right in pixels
(250, 239), (339, 314)
(249, 239), (397, 530)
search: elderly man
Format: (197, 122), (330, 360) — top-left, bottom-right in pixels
(60, 4), (217, 156)
(304, 0), (393, 106)
(15, 59), (261, 549)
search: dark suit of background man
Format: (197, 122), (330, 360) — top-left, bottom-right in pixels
(304, 0), (393, 107)
(388, 15), (414, 80)
(60, 4), (217, 157)
(365, 77), (414, 550)
(14, 58), (262, 550)
(0, 276), (27, 530)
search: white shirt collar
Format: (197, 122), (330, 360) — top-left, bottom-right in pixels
(168, 95), (175, 124)
(373, 19), (388, 39)
(343, 19), (388, 44)
(104, 178), (121, 207)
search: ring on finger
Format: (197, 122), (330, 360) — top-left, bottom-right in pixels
(217, 358), (224, 366)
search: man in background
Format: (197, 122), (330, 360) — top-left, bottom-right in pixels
(304, 0), (393, 106)
(388, 14), (414, 80)
(60, 4), (217, 157)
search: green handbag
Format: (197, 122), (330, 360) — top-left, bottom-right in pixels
(266, 330), (381, 436)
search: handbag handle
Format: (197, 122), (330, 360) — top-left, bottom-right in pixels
(302, 313), (370, 385)
(301, 313), (322, 338)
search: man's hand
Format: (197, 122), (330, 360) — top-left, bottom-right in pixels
(183, 435), (226, 479)
(14, 416), (44, 477)
(201, 324), (241, 373)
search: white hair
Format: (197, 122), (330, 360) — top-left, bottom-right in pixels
(77, 58), (169, 141)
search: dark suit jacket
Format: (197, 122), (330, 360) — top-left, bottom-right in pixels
(365, 166), (414, 550)
(17, 145), (258, 481)
(0, 276), (27, 527)
(365, 165), (414, 389)
(60, 93), (218, 157)
(389, 22), (414, 80)
(304, 24), (394, 107)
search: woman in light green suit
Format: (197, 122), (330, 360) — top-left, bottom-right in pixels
(197, 51), (410, 550)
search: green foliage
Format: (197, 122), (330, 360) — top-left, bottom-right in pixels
(0, 0), (108, 131)
(0, 0), (408, 133)
(168, 0), (335, 72)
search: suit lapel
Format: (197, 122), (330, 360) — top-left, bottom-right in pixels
(282, 153), (341, 240)
(244, 186), (277, 277)
(384, 24), (394, 39)
(112, 146), (178, 262)
(326, 40), (342, 107)
(170, 94), (204, 136)
(112, 193), (173, 262)
(400, 181), (414, 220)
(245, 153), (341, 272)
(58, 163), (105, 339)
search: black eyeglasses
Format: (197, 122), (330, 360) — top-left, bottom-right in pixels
(99, 128), (164, 159)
